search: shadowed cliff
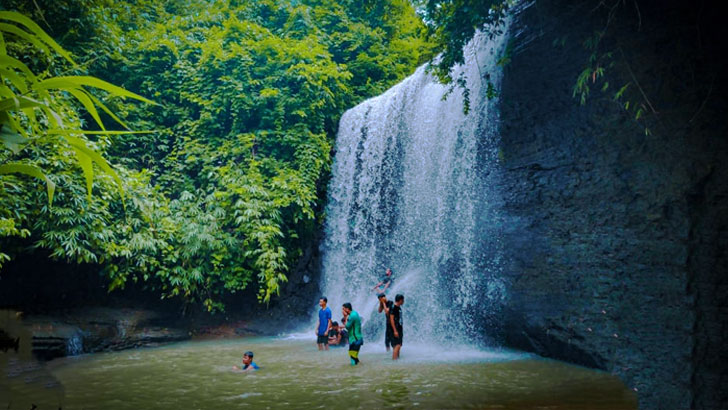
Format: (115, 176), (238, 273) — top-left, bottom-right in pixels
(495, 1), (727, 409)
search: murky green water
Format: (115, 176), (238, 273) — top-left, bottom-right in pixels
(2, 337), (637, 409)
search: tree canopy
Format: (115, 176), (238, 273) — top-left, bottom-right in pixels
(0, 0), (434, 311)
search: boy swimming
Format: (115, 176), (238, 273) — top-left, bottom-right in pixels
(233, 351), (260, 372)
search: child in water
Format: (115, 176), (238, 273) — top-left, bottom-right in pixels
(233, 351), (260, 372)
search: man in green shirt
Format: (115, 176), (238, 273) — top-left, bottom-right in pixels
(342, 302), (363, 365)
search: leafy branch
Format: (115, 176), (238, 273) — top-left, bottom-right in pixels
(0, 11), (155, 204)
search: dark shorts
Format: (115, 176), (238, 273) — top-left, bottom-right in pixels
(385, 327), (394, 348)
(391, 329), (403, 346)
(317, 334), (328, 344)
(349, 339), (363, 352)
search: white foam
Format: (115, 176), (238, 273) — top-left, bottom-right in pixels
(318, 23), (512, 345)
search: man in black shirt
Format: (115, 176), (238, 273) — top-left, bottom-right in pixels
(377, 293), (394, 352)
(389, 294), (404, 360)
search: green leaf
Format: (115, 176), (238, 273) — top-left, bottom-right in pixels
(0, 162), (54, 205)
(0, 84), (14, 99)
(65, 87), (106, 131)
(0, 108), (28, 138)
(0, 95), (43, 112)
(0, 22), (51, 59)
(0, 66), (28, 94)
(0, 55), (36, 81)
(0, 123), (28, 153)
(70, 146), (94, 201)
(86, 92), (130, 129)
(46, 129), (155, 135)
(35, 76), (156, 106)
(64, 135), (125, 200)
(614, 83), (629, 100)
(0, 11), (77, 66)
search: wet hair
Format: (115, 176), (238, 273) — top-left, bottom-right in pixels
(320, 296), (327, 303)
(377, 293), (386, 299)
(395, 294), (404, 302)
(244, 351), (254, 358)
(331, 321), (338, 327)
(343, 302), (352, 310)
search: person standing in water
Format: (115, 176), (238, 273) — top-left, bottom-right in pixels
(372, 268), (394, 293)
(389, 294), (405, 360)
(315, 297), (332, 351)
(342, 302), (363, 365)
(377, 293), (394, 352)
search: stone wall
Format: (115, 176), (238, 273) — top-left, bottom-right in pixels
(494, 1), (727, 409)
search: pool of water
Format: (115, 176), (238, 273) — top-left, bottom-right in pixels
(2, 337), (637, 409)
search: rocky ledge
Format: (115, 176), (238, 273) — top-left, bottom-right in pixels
(1, 308), (190, 361)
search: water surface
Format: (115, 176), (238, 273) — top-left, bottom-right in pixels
(3, 337), (637, 409)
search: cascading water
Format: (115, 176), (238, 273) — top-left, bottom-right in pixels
(320, 26), (510, 347)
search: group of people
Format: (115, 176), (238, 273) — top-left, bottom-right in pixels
(233, 268), (403, 371)
(315, 268), (405, 365)
(315, 297), (364, 365)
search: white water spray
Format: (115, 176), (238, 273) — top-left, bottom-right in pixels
(320, 27), (510, 347)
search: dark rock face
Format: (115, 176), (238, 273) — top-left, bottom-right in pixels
(255, 227), (323, 332)
(1, 308), (189, 361)
(495, 1), (727, 409)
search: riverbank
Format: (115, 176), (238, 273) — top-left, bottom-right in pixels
(0, 303), (319, 363)
(1, 308), (189, 361)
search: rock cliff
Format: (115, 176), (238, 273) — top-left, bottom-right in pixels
(495, 1), (727, 409)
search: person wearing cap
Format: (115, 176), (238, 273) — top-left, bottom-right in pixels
(372, 268), (394, 293)
(377, 293), (394, 352)
(233, 351), (260, 372)
(342, 302), (363, 365)
(389, 294), (405, 360)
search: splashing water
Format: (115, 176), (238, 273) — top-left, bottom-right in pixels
(320, 26), (510, 347)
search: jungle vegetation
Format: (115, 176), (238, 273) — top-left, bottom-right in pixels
(0, 0), (437, 311)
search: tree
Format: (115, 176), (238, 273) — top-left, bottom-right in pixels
(1, 1), (434, 310)
(0, 11), (153, 268)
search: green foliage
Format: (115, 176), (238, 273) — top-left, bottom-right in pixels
(0, 11), (153, 272)
(84, 0), (434, 306)
(0, 163), (55, 203)
(419, 0), (510, 83)
(567, 2), (656, 135)
(416, 0), (511, 113)
(1, 1), (432, 310)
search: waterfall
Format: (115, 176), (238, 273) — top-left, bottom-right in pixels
(320, 27), (510, 346)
